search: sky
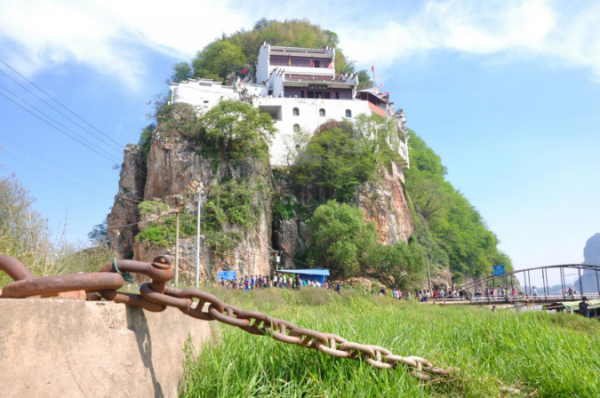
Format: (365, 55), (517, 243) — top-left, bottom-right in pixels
(0, 0), (599, 276)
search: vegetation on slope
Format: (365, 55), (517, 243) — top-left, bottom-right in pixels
(170, 19), (373, 90)
(405, 133), (512, 281)
(135, 101), (273, 252)
(306, 200), (424, 287)
(0, 175), (114, 287)
(182, 289), (600, 397)
(290, 115), (401, 202)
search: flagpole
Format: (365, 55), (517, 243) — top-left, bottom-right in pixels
(371, 65), (376, 87)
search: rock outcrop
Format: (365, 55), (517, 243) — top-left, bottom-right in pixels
(108, 127), (273, 281)
(355, 163), (414, 244)
(107, 145), (145, 259)
(108, 110), (414, 282)
(272, 161), (414, 269)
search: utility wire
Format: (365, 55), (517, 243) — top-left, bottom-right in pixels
(0, 69), (123, 153)
(0, 134), (110, 188)
(0, 89), (120, 164)
(1, 145), (144, 204)
(0, 58), (125, 148)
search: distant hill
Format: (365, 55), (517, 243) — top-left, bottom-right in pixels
(583, 233), (600, 265)
(573, 233), (600, 293)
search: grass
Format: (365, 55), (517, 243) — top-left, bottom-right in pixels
(180, 288), (600, 397)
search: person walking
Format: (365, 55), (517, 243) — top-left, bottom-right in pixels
(579, 296), (592, 319)
(336, 281), (342, 294)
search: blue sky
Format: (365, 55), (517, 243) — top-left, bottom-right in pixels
(0, 0), (599, 274)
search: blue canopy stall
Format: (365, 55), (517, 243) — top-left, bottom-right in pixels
(279, 269), (330, 284)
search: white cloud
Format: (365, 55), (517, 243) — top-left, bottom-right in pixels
(1, 0), (599, 88)
(338, 0), (600, 81)
(0, 0), (252, 89)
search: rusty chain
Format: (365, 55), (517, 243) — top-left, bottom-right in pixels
(0, 254), (457, 382)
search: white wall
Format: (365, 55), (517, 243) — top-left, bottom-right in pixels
(268, 65), (335, 78)
(171, 80), (238, 112)
(256, 45), (270, 84)
(171, 80), (410, 169)
(253, 97), (372, 166)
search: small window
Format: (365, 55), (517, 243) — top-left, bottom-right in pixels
(293, 124), (300, 133)
(314, 60), (320, 68)
(335, 92), (340, 99)
(345, 109), (352, 118)
(319, 108), (326, 117)
(203, 100), (209, 104)
(293, 107), (300, 116)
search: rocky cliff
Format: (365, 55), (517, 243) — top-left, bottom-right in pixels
(108, 109), (414, 282)
(108, 123), (273, 282)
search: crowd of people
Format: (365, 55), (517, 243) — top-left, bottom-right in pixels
(219, 273), (343, 292)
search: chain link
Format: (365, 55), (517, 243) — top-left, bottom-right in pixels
(0, 254), (457, 381)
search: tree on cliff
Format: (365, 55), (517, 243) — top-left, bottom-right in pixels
(307, 200), (424, 286)
(170, 19), (373, 88)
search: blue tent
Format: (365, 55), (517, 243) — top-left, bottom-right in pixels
(279, 269), (330, 284)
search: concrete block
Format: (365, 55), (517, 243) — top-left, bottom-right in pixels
(0, 299), (218, 398)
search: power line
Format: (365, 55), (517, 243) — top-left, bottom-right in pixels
(1, 145), (144, 204)
(0, 89), (121, 164)
(0, 134), (110, 188)
(0, 69), (123, 153)
(0, 58), (125, 149)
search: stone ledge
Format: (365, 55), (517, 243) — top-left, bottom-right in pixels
(0, 299), (218, 398)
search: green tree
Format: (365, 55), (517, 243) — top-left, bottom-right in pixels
(307, 200), (371, 276)
(356, 70), (373, 90)
(138, 123), (156, 164)
(199, 100), (276, 163)
(88, 220), (110, 246)
(192, 41), (245, 81)
(290, 114), (400, 202)
(170, 61), (192, 83)
(307, 200), (425, 286)
(186, 20), (355, 82)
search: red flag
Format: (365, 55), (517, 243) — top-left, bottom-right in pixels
(371, 65), (374, 72)
(385, 91), (390, 96)
(243, 68), (247, 74)
(379, 83), (384, 87)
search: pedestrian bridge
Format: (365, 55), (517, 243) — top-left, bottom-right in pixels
(436, 264), (600, 305)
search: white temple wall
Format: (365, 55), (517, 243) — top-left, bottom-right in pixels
(171, 82), (238, 112)
(256, 46), (270, 84)
(268, 65), (335, 78)
(253, 97), (372, 166)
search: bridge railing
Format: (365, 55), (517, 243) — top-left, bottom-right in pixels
(436, 292), (600, 305)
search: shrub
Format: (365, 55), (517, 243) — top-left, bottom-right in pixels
(138, 200), (169, 216)
(203, 179), (264, 251)
(136, 213), (197, 247)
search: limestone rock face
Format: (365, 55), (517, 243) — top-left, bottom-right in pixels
(108, 129), (273, 281)
(272, 161), (414, 269)
(107, 145), (145, 259)
(109, 128), (414, 282)
(355, 163), (414, 245)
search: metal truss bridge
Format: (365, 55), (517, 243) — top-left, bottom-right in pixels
(437, 264), (600, 305)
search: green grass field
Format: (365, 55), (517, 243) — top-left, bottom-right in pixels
(180, 287), (600, 397)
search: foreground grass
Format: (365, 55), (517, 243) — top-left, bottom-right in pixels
(181, 288), (600, 397)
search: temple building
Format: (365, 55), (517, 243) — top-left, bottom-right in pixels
(170, 42), (409, 169)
